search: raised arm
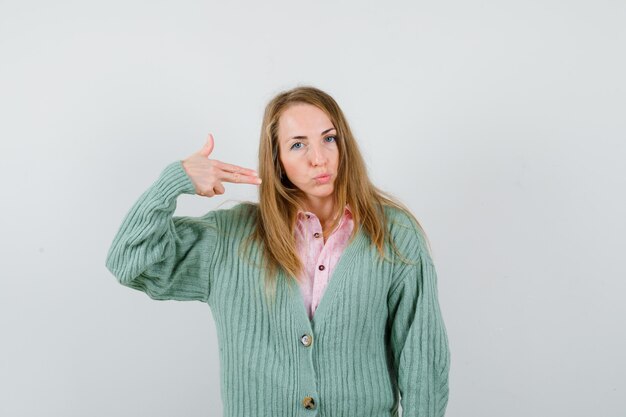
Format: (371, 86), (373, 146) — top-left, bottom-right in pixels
(105, 133), (261, 302)
(105, 160), (218, 301)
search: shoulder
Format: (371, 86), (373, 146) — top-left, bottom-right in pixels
(202, 201), (259, 235)
(382, 204), (430, 260)
(212, 201), (258, 218)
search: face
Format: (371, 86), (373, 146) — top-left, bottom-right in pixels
(277, 103), (339, 209)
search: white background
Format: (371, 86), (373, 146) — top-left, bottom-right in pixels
(1, 0), (624, 416)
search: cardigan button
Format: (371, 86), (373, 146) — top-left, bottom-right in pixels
(318, 265), (325, 271)
(313, 232), (321, 238)
(302, 396), (316, 409)
(300, 334), (313, 347)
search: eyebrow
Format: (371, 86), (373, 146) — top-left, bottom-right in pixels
(288, 127), (336, 141)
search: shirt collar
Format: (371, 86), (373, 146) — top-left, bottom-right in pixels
(297, 203), (352, 221)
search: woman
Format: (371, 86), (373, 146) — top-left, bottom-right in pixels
(106, 85), (450, 417)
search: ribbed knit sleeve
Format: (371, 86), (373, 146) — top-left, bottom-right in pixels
(105, 160), (219, 302)
(387, 246), (451, 417)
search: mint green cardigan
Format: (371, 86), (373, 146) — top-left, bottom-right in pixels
(105, 160), (451, 417)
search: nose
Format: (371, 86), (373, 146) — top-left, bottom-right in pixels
(309, 143), (327, 167)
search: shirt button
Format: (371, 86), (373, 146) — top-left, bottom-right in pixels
(302, 396), (316, 410)
(300, 334), (313, 347)
(313, 232), (321, 238)
(318, 265), (325, 271)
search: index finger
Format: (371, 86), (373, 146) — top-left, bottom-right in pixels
(223, 171), (262, 185)
(213, 160), (258, 176)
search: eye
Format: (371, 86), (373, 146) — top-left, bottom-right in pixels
(325, 135), (337, 143)
(290, 142), (304, 150)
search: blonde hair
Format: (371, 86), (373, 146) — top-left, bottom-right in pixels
(237, 85), (431, 305)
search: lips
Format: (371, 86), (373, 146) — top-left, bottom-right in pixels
(314, 173), (332, 184)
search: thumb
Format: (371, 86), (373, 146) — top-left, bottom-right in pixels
(198, 133), (214, 157)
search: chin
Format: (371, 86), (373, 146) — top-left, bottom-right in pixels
(304, 188), (334, 198)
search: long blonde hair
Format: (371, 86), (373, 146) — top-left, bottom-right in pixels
(238, 85), (431, 304)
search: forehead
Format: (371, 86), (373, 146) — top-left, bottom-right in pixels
(278, 103), (333, 140)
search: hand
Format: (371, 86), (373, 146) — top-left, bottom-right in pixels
(182, 133), (261, 197)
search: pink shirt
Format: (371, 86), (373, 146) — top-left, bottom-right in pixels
(295, 204), (354, 320)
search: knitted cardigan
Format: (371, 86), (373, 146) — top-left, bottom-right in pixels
(105, 160), (451, 417)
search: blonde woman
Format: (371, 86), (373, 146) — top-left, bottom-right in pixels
(106, 85), (451, 417)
